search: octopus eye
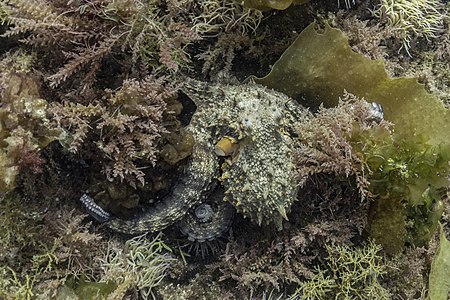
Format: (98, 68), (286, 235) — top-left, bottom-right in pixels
(215, 136), (239, 157)
(195, 204), (214, 223)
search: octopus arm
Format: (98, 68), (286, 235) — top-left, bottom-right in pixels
(182, 78), (225, 107)
(107, 144), (218, 234)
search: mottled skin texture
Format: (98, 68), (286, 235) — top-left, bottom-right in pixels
(218, 88), (303, 229)
(84, 80), (304, 238)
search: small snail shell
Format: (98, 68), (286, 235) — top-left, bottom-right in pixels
(215, 136), (239, 157)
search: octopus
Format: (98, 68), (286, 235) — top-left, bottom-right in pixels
(80, 79), (305, 242)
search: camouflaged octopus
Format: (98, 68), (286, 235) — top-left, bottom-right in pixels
(80, 79), (305, 242)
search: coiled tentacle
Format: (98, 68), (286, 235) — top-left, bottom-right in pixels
(79, 143), (218, 235)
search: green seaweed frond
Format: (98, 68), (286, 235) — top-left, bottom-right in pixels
(428, 225), (450, 299)
(288, 269), (335, 300)
(31, 240), (59, 274)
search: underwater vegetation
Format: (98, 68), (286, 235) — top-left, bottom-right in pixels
(50, 75), (179, 187)
(239, 0), (309, 10)
(98, 233), (176, 299)
(0, 192), (101, 299)
(0, 192), (177, 300)
(192, 0), (264, 36)
(373, 0), (445, 54)
(0, 0), (450, 298)
(428, 225), (450, 300)
(291, 242), (391, 300)
(254, 22), (450, 253)
(1, 0), (200, 81)
(0, 51), (64, 192)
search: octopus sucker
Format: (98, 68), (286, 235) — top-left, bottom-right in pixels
(79, 193), (111, 222)
(178, 188), (235, 242)
(80, 79), (305, 243)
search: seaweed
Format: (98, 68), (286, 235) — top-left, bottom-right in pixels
(0, 1), (448, 298)
(428, 225), (450, 300)
(0, 51), (64, 192)
(373, 0), (445, 55)
(0, 190), (179, 299)
(0, 192), (103, 299)
(50, 75), (178, 186)
(238, 0), (309, 11)
(253, 23), (450, 252)
(290, 242), (391, 300)
(1, 0), (200, 88)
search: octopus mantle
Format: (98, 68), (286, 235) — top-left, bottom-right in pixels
(85, 80), (305, 238)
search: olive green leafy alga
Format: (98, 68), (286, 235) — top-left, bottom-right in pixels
(254, 23), (450, 253)
(428, 225), (450, 300)
(238, 0), (309, 10)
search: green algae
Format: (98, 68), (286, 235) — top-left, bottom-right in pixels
(429, 225), (450, 300)
(253, 22), (450, 253)
(55, 278), (117, 300)
(290, 242), (391, 299)
(72, 279), (117, 300)
(238, 0), (309, 10)
(253, 23), (450, 146)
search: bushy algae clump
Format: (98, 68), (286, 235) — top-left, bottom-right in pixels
(51, 75), (178, 187)
(0, 192), (106, 299)
(0, 190), (178, 299)
(192, 0), (263, 36)
(254, 23), (450, 253)
(291, 242), (391, 300)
